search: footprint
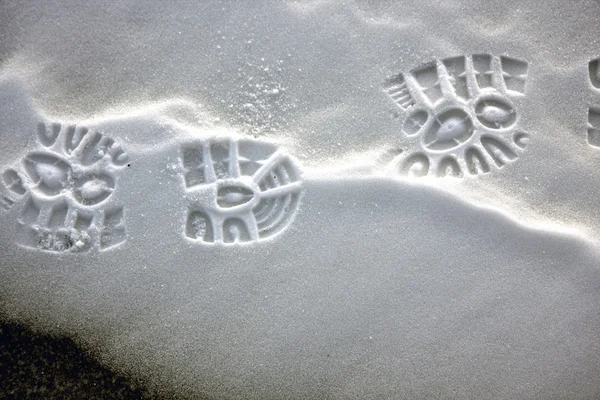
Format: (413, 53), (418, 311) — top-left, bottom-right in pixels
(1, 122), (129, 253)
(383, 54), (530, 178)
(180, 137), (304, 244)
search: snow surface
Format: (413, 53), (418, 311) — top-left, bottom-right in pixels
(1, 0), (600, 398)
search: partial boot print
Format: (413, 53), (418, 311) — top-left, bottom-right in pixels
(383, 54), (530, 178)
(1, 122), (129, 252)
(180, 137), (304, 244)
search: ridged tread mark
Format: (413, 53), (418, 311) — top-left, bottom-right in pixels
(384, 54), (529, 178)
(180, 138), (303, 244)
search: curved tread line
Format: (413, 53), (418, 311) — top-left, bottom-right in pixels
(259, 193), (302, 238)
(436, 156), (463, 178)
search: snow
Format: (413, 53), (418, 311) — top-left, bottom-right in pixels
(1, 0), (600, 398)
